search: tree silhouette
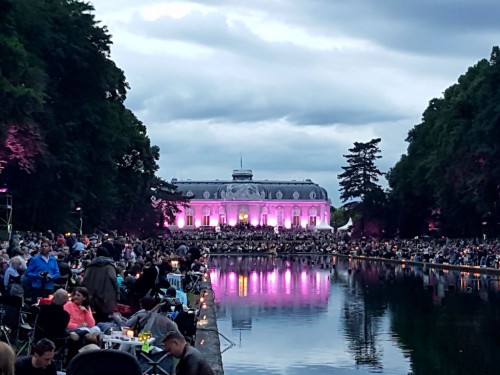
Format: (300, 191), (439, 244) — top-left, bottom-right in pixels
(338, 138), (384, 234)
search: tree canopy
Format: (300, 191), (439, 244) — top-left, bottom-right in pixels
(338, 138), (384, 203)
(388, 47), (500, 237)
(338, 138), (384, 234)
(0, 0), (171, 234)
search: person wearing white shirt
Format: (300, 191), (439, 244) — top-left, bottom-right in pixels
(4, 257), (21, 289)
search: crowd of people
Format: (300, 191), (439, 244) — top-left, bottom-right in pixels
(0, 230), (215, 375)
(1, 225), (499, 374)
(168, 225), (500, 269)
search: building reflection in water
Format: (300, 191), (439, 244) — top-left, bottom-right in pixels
(210, 255), (500, 374)
(209, 256), (332, 337)
(210, 256), (331, 307)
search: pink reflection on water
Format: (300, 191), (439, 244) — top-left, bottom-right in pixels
(285, 269), (292, 295)
(210, 259), (330, 307)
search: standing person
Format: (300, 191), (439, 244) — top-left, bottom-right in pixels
(83, 247), (118, 322)
(162, 331), (215, 375)
(25, 240), (60, 297)
(3, 257), (21, 290)
(0, 341), (15, 375)
(15, 338), (57, 375)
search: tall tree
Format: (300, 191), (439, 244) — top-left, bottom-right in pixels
(338, 138), (384, 234)
(388, 46), (500, 237)
(0, 0), (167, 234)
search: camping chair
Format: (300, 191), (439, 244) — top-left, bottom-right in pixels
(66, 349), (142, 375)
(27, 305), (69, 369)
(174, 309), (197, 343)
(0, 294), (32, 353)
(184, 271), (203, 294)
(53, 274), (70, 290)
(137, 350), (173, 375)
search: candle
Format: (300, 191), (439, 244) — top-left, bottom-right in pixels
(126, 330), (134, 338)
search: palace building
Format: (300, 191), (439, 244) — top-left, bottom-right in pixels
(168, 169), (331, 230)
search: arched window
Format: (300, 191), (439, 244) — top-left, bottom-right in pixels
(261, 206), (268, 226)
(292, 207), (301, 227)
(308, 206), (317, 226)
(238, 208), (249, 224)
(276, 190), (283, 200)
(218, 206), (226, 225)
(276, 207), (284, 227)
(202, 207), (211, 226)
(186, 207), (194, 226)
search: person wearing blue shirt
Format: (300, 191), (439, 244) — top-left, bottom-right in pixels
(25, 240), (60, 297)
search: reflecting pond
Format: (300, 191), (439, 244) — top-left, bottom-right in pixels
(208, 255), (500, 375)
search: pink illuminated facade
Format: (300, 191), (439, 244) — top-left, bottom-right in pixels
(168, 169), (331, 230)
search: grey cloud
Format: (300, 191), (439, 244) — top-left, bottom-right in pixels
(89, 0), (496, 204)
(147, 119), (377, 204)
(124, 10), (320, 65)
(118, 46), (407, 127)
(280, 0), (500, 57)
(188, 0), (500, 57)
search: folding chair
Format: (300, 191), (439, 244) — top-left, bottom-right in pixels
(0, 295), (32, 353)
(184, 272), (203, 294)
(174, 309), (197, 343)
(137, 350), (173, 375)
(28, 305), (69, 370)
(53, 274), (70, 290)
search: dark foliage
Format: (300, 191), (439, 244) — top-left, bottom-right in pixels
(0, 0), (183, 234)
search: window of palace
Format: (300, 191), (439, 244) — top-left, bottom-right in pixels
(292, 207), (301, 227)
(276, 207), (284, 226)
(202, 207), (210, 226)
(186, 207), (194, 226)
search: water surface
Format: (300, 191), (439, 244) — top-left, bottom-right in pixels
(209, 255), (500, 375)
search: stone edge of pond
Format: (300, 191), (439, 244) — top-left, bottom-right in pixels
(195, 279), (224, 375)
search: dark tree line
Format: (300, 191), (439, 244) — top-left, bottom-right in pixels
(339, 47), (500, 238)
(387, 47), (500, 238)
(0, 0), (185, 235)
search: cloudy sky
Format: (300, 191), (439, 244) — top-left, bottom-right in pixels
(89, 0), (500, 206)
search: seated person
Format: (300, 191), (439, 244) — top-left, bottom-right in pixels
(163, 287), (184, 317)
(56, 252), (72, 278)
(176, 287), (188, 307)
(142, 301), (180, 343)
(163, 331), (215, 375)
(64, 287), (102, 363)
(128, 261), (159, 308)
(107, 295), (158, 331)
(64, 287), (96, 330)
(15, 338), (57, 375)
(35, 289), (70, 344)
(120, 296), (158, 331)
